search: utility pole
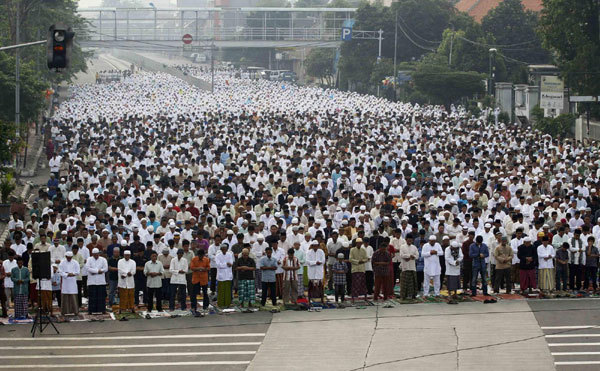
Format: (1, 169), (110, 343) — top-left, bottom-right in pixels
(15, 0), (21, 168)
(211, 40), (215, 94)
(448, 30), (454, 66)
(376, 29), (383, 97)
(488, 48), (497, 96)
(393, 11), (398, 101)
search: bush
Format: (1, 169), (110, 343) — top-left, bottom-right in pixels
(531, 106), (574, 137)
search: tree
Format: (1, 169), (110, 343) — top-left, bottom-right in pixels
(531, 105), (574, 137)
(305, 48), (335, 86)
(338, 0), (457, 92)
(0, 52), (48, 125)
(538, 0), (600, 95)
(411, 54), (485, 106)
(0, 0), (91, 84)
(482, 0), (550, 82)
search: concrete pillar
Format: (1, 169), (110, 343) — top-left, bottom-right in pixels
(495, 82), (513, 115)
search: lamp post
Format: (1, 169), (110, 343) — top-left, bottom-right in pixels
(488, 48), (497, 96)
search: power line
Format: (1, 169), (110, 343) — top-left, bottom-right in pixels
(396, 13), (441, 45)
(396, 21), (437, 52)
(456, 35), (537, 49)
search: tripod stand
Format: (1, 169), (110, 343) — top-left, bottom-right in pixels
(30, 281), (59, 337)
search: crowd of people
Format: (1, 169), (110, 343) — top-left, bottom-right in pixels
(2, 65), (599, 320)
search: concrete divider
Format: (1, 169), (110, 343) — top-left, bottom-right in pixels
(112, 50), (212, 91)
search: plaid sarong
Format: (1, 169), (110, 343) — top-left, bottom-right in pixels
(14, 294), (29, 318)
(400, 270), (418, 299)
(297, 273), (305, 298)
(308, 280), (323, 299)
(239, 279), (255, 303)
(351, 272), (367, 297)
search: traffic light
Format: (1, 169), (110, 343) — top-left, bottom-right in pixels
(47, 24), (74, 70)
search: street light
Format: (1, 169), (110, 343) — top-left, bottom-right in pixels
(488, 48), (497, 96)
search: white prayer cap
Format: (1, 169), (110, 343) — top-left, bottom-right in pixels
(92, 248), (100, 254)
(124, 250), (131, 255)
(65, 251), (73, 257)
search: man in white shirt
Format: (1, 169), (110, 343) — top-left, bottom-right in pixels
(2, 252), (18, 308)
(85, 248), (108, 314)
(215, 244), (234, 308)
(59, 251), (80, 315)
(421, 235), (443, 297)
(117, 250), (136, 314)
(169, 249), (188, 311)
(306, 241), (325, 303)
(537, 237), (555, 293)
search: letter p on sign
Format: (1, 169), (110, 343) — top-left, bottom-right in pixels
(341, 27), (352, 41)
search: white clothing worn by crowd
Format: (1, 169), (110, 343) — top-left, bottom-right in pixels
(169, 257), (188, 285)
(306, 249), (325, 280)
(86, 256), (108, 285)
(215, 251), (234, 281)
(59, 259), (80, 294)
(117, 258), (136, 289)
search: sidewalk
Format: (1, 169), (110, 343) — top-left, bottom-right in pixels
(248, 300), (555, 371)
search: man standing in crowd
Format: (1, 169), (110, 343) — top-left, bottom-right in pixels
(144, 251), (164, 312)
(59, 251), (80, 315)
(86, 248), (108, 314)
(190, 249), (211, 313)
(117, 250), (136, 315)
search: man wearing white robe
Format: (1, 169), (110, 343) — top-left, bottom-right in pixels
(59, 251), (80, 315)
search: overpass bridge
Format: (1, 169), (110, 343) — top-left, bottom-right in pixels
(77, 7), (356, 49)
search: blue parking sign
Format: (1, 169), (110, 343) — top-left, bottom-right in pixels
(341, 27), (352, 41)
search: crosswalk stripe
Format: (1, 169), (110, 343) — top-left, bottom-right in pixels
(0, 342), (262, 350)
(548, 342), (600, 346)
(552, 352), (600, 356)
(6, 333), (265, 341)
(546, 334), (600, 338)
(555, 361), (600, 365)
(0, 361), (251, 368)
(541, 326), (598, 330)
(0, 351), (256, 359)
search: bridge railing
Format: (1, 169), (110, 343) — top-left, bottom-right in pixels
(77, 7), (354, 43)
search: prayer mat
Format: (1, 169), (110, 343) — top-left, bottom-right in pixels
(112, 312), (142, 321)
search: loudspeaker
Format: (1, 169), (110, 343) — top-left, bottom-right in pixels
(31, 251), (52, 280)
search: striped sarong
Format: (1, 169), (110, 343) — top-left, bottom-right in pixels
(538, 268), (555, 291)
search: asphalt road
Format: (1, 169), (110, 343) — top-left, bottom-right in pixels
(0, 312), (272, 370)
(529, 298), (600, 370)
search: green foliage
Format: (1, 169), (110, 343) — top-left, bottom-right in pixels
(305, 48), (336, 86)
(0, 120), (19, 166)
(0, 52), (48, 124)
(411, 55), (485, 106)
(0, 171), (16, 204)
(538, 0), (600, 95)
(369, 58), (394, 86)
(481, 0), (550, 74)
(338, 0), (456, 92)
(0, 0), (91, 84)
(531, 105), (574, 137)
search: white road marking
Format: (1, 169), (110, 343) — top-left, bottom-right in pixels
(552, 352), (600, 356)
(548, 342), (600, 346)
(0, 351), (256, 359)
(5, 333), (265, 341)
(546, 334), (600, 338)
(555, 361), (600, 365)
(541, 326), (598, 330)
(0, 361), (250, 368)
(0, 342), (262, 350)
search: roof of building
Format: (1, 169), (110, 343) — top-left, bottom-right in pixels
(455, 0), (543, 22)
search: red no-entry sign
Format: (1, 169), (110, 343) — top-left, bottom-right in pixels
(182, 34), (193, 44)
